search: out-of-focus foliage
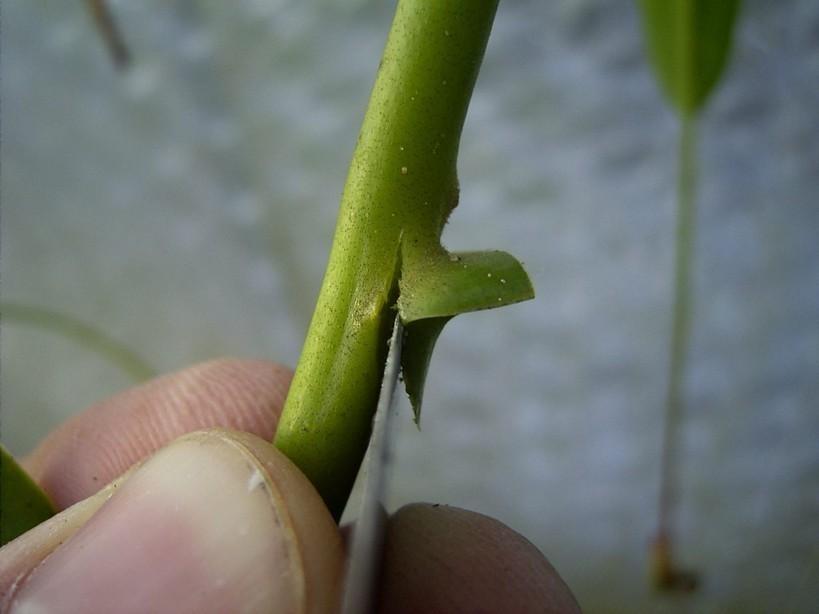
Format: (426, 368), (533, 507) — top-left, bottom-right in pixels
(0, 446), (55, 546)
(638, 0), (741, 115)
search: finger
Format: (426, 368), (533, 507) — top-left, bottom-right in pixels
(0, 468), (132, 606)
(23, 358), (292, 509)
(376, 503), (581, 614)
(3, 429), (343, 614)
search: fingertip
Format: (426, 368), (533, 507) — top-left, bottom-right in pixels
(24, 358), (293, 509)
(377, 503), (581, 614)
(225, 431), (346, 613)
(8, 429), (343, 614)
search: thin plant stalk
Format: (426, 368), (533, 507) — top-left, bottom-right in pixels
(653, 115), (698, 590)
(638, 0), (742, 591)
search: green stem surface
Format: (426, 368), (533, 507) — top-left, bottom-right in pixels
(274, 0), (504, 518)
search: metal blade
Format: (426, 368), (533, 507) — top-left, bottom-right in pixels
(341, 314), (404, 614)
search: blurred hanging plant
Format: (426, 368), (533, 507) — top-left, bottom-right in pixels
(637, 0), (742, 593)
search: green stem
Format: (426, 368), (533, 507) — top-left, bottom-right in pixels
(1, 302), (155, 382)
(274, 0), (500, 519)
(658, 115), (697, 540)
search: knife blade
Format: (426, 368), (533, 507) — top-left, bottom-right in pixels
(340, 314), (404, 614)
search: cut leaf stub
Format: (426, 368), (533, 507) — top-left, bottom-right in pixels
(398, 250), (534, 423)
(398, 250), (534, 323)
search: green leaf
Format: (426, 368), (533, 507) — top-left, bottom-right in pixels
(1, 445), (55, 546)
(398, 250), (534, 422)
(637, 0), (741, 115)
(401, 317), (449, 425)
(399, 250), (534, 323)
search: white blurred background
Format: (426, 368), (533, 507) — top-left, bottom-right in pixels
(2, 1), (818, 611)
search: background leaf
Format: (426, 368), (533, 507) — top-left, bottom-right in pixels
(1, 445), (55, 545)
(637, 0), (742, 114)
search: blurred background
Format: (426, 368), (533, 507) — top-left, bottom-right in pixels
(2, 0), (818, 611)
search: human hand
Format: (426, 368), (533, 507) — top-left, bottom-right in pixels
(0, 359), (580, 613)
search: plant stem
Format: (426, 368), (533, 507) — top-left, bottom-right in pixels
(274, 0), (500, 519)
(658, 115), (697, 544)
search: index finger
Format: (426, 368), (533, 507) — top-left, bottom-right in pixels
(22, 358), (292, 509)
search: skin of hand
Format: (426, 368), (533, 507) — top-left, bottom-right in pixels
(0, 359), (581, 613)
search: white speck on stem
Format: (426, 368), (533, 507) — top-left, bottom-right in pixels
(500, 278), (507, 284)
(487, 272), (492, 278)
(401, 166), (408, 175)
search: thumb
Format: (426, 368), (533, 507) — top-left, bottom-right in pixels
(2, 430), (343, 614)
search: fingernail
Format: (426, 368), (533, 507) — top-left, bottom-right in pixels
(11, 431), (303, 614)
